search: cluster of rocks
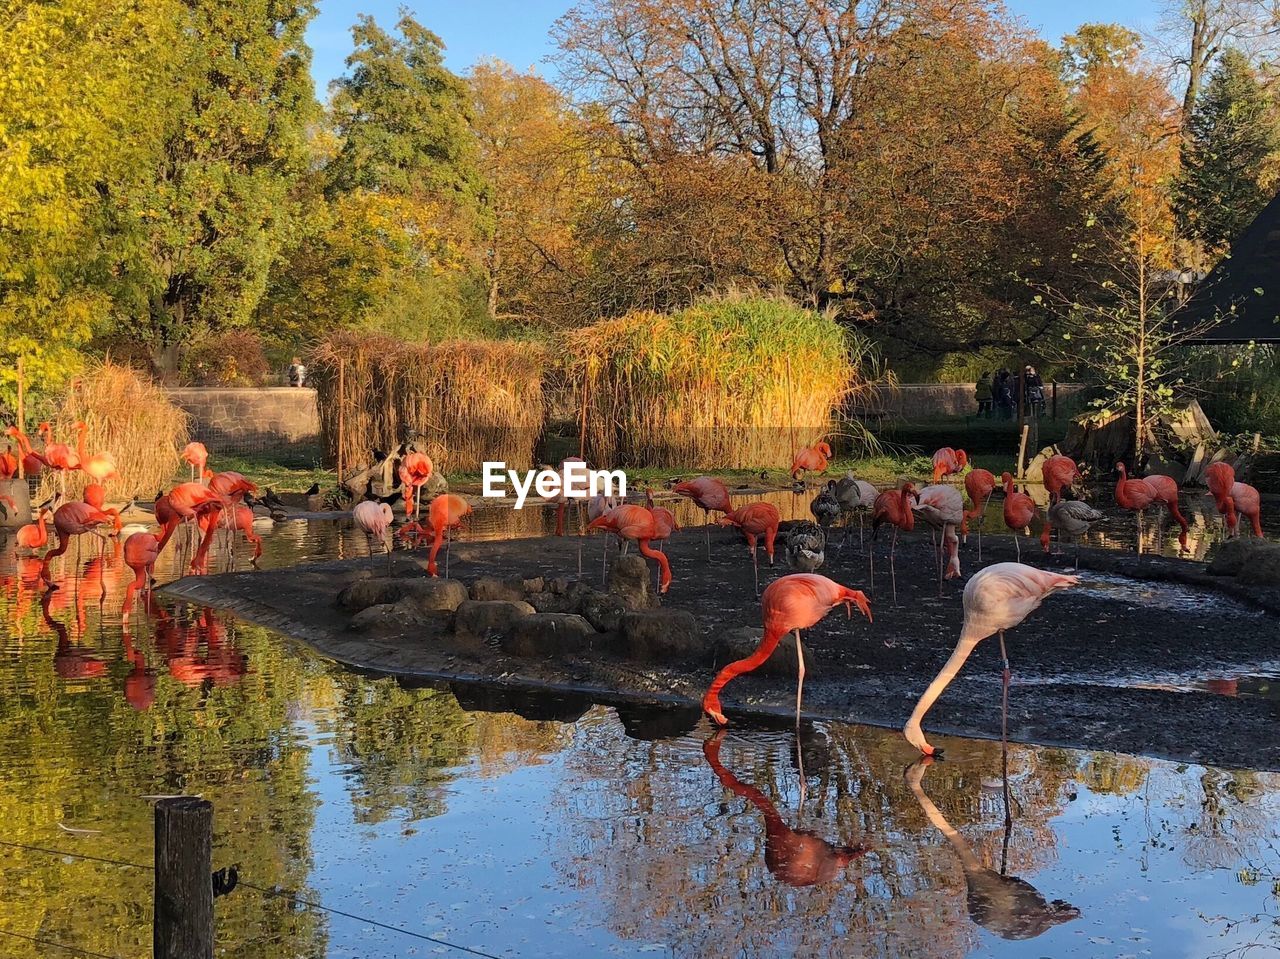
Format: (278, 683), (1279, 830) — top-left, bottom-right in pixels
(1209, 537), (1280, 586)
(333, 555), (781, 669)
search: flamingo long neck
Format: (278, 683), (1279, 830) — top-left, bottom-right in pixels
(906, 772), (983, 872)
(637, 537), (670, 587)
(427, 522), (446, 575)
(702, 623), (789, 719)
(904, 637), (981, 751)
(703, 738), (788, 835)
(75, 424), (88, 462)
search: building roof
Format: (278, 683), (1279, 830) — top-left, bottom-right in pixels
(1183, 190), (1280, 343)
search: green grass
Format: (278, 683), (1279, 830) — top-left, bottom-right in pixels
(181, 454), (332, 493)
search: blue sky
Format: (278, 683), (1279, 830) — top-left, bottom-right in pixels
(306, 0), (1160, 95)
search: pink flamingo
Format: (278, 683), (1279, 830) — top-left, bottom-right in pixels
(870, 482), (917, 603)
(40, 501), (116, 586)
(1042, 455), (1082, 505)
(718, 502), (782, 594)
(5, 425), (46, 477)
(932, 447), (968, 483)
(1206, 461), (1262, 539)
(1001, 472), (1038, 560)
(912, 484), (964, 590)
(703, 573), (872, 727)
(673, 476), (733, 561)
(182, 442), (209, 483)
(122, 532), (162, 618)
(398, 451), (434, 519)
(961, 468), (997, 558)
(16, 507), (51, 553)
(903, 562), (1077, 756)
(353, 500), (394, 570)
(790, 442), (832, 481)
(587, 504), (672, 593)
(425, 493), (471, 578)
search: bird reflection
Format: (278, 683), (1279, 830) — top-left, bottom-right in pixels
(704, 730), (865, 887)
(905, 759), (1080, 940)
(121, 613), (156, 711)
(40, 589), (106, 679)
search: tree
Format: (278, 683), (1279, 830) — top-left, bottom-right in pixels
(1175, 49), (1279, 255)
(468, 60), (596, 323)
(0, 0), (181, 403)
(1156, 0), (1280, 118)
(112, 0), (319, 367)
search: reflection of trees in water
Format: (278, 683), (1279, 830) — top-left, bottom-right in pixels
(549, 719), (1088, 958)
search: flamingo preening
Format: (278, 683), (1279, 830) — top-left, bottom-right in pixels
(903, 562), (1077, 756)
(960, 468), (997, 559)
(38, 421), (80, 493)
(0, 445), (16, 479)
(672, 476), (732, 561)
(912, 483), (964, 590)
(702, 573), (872, 727)
(718, 502), (782, 594)
(16, 507), (52, 553)
(5, 425), (45, 477)
(1206, 461), (1262, 539)
(182, 442), (209, 483)
(1041, 500), (1104, 567)
(1000, 473), (1037, 561)
(398, 451), (434, 519)
(587, 503), (671, 593)
(870, 482), (917, 603)
(704, 730), (866, 887)
(932, 447), (968, 483)
(425, 493), (471, 578)
(790, 442), (832, 482)
(353, 500), (394, 570)
(1041, 455), (1082, 505)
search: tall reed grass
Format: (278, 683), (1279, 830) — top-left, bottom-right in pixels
(310, 333), (546, 474)
(564, 295), (878, 468)
(40, 361), (189, 500)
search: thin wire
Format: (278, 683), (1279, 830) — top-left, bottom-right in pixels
(0, 928), (122, 959)
(238, 879), (507, 959)
(0, 839), (150, 871)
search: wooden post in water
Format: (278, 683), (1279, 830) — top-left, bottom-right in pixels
(154, 797), (214, 959)
(578, 368), (589, 462)
(336, 358), (346, 487)
(15, 357), (24, 480)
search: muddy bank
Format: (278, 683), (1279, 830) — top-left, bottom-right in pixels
(160, 525), (1280, 770)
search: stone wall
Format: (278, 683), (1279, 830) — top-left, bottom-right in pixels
(167, 387), (320, 458)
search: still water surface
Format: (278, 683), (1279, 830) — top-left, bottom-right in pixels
(0, 506), (1277, 958)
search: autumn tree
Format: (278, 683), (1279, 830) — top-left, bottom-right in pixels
(1175, 49), (1279, 255)
(468, 60), (597, 324)
(1155, 0), (1280, 118)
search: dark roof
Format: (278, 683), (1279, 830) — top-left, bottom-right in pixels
(1183, 190), (1280, 343)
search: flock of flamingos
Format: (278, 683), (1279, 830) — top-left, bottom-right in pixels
(0, 422), (1267, 756)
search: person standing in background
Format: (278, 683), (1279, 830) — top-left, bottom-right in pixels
(975, 372), (993, 418)
(1024, 365), (1045, 417)
(288, 356), (307, 387)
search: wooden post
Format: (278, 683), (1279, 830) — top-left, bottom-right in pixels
(1016, 368), (1025, 430)
(578, 368), (589, 462)
(1016, 424), (1029, 480)
(336, 358), (346, 485)
(154, 797), (214, 959)
(15, 357), (24, 480)
(1051, 380), (1058, 421)
(785, 356), (796, 463)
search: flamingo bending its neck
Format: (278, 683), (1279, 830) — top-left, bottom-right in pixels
(587, 503), (671, 592)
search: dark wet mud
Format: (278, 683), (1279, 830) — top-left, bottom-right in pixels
(160, 520), (1280, 771)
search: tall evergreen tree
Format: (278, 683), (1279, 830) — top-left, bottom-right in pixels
(1175, 49), (1279, 255)
(116, 0), (319, 364)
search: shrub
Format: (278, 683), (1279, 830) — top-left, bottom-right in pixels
(182, 331), (271, 386)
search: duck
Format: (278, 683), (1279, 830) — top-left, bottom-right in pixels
(785, 521), (826, 572)
(810, 481), (840, 528)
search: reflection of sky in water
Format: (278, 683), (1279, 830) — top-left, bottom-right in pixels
(0, 510), (1278, 958)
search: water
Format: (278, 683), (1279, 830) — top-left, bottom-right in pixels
(2, 511), (1280, 958)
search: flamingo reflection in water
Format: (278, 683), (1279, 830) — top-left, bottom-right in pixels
(703, 730), (866, 887)
(905, 759), (1080, 941)
(40, 589), (106, 680)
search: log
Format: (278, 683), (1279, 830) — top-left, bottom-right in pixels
(154, 797), (214, 959)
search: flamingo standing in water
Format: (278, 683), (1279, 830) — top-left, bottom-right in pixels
(1114, 464), (1188, 553)
(16, 507), (51, 553)
(702, 573), (871, 726)
(1138, 470), (1190, 552)
(182, 442), (209, 483)
(870, 482), (917, 603)
(122, 532), (162, 618)
(40, 501), (116, 586)
(932, 447), (968, 483)
(673, 476), (732, 561)
(37, 422), (80, 493)
(834, 473), (877, 551)
(718, 502), (782, 594)
(1041, 500), (1104, 567)
(1041, 455), (1082, 505)
(1000, 473), (1037, 560)
(960, 468), (997, 559)
(703, 730), (866, 886)
(0, 445), (16, 479)
(191, 505), (263, 573)
(1206, 462), (1262, 539)
(903, 562), (1077, 756)
(398, 451), (434, 519)
(790, 442), (832, 482)
(587, 504), (672, 593)
(425, 493), (471, 578)
(353, 500), (394, 570)
(912, 484), (964, 590)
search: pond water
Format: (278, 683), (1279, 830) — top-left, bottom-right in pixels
(1, 509), (1279, 958)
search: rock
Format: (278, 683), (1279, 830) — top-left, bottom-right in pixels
(500, 613), (598, 658)
(454, 599), (535, 640)
(1209, 538), (1253, 577)
(0, 478), (30, 529)
(528, 580), (591, 614)
(348, 599), (452, 636)
(469, 576), (528, 603)
(422, 472), (448, 496)
(619, 608), (704, 662)
(714, 626), (798, 678)
(580, 589), (626, 632)
(607, 555), (656, 609)
(338, 576), (468, 614)
(614, 703), (704, 741)
(547, 576), (571, 595)
(522, 577), (545, 594)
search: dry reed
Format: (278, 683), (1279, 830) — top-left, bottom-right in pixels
(564, 295), (868, 469)
(310, 333), (547, 474)
(39, 361), (189, 501)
